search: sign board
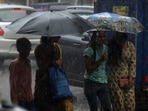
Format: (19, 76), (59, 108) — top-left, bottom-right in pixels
(113, 6), (128, 16)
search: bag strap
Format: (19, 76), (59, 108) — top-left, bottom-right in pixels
(54, 42), (62, 60)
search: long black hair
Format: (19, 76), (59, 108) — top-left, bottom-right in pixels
(41, 36), (53, 44)
(40, 36), (55, 66)
(87, 31), (97, 64)
(107, 32), (128, 66)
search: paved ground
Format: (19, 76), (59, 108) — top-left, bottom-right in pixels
(0, 60), (91, 111)
(2, 60), (146, 111)
(70, 86), (90, 111)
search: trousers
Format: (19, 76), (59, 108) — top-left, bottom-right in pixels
(84, 79), (112, 111)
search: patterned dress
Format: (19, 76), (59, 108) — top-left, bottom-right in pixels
(108, 41), (136, 111)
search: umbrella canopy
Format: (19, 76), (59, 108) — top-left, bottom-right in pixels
(7, 11), (95, 36)
(87, 12), (144, 34)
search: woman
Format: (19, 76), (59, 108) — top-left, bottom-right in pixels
(107, 32), (136, 111)
(83, 31), (112, 111)
(34, 36), (73, 111)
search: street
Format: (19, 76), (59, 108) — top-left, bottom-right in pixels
(0, 59), (91, 111)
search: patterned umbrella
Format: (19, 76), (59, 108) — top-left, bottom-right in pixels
(87, 12), (144, 34)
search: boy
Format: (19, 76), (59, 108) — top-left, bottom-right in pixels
(9, 37), (34, 110)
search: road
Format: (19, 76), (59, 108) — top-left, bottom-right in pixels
(0, 59), (91, 111)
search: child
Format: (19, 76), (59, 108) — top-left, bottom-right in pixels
(9, 37), (34, 110)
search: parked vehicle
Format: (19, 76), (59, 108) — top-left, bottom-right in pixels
(0, 4), (90, 87)
(31, 2), (70, 12)
(0, 4), (40, 67)
(59, 34), (88, 87)
(65, 5), (94, 19)
(61, 6), (94, 86)
(66, 5), (94, 11)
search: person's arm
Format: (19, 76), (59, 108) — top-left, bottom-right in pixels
(128, 42), (136, 87)
(84, 53), (107, 74)
(9, 63), (19, 104)
(128, 42), (136, 78)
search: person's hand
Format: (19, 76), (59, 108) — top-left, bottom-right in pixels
(55, 59), (63, 66)
(124, 78), (135, 90)
(101, 53), (108, 61)
(95, 53), (108, 69)
(127, 78), (135, 88)
(118, 78), (128, 88)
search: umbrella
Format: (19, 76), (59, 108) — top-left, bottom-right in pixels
(87, 12), (144, 34)
(7, 11), (95, 36)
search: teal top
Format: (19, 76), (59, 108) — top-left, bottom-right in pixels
(83, 44), (108, 83)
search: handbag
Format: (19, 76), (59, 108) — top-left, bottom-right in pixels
(118, 78), (128, 88)
(48, 66), (73, 99)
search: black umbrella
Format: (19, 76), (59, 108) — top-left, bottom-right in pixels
(7, 11), (95, 36)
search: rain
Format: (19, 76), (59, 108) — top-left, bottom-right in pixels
(0, 59), (90, 111)
(0, 0), (148, 111)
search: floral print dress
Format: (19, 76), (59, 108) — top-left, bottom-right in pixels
(108, 41), (136, 111)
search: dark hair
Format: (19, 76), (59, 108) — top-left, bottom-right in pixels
(40, 36), (55, 66)
(41, 36), (53, 44)
(88, 31), (97, 64)
(107, 32), (128, 66)
(16, 37), (31, 51)
(112, 32), (128, 44)
(88, 31), (107, 64)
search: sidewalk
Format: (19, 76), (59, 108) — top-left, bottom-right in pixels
(70, 86), (89, 111)
(0, 60), (90, 110)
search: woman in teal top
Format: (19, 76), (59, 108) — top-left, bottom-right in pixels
(83, 30), (111, 111)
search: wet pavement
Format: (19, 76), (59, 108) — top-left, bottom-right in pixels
(0, 60), (91, 111)
(1, 60), (145, 111)
(70, 86), (89, 111)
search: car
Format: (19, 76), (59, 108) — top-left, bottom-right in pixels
(60, 6), (93, 86)
(59, 34), (89, 87)
(65, 9), (94, 19)
(0, 4), (89, 87)
(0, 4), (40, 67)
(65, 5), (94, 19)
(66, 5), (94, 11)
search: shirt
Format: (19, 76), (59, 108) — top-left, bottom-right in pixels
(9, 56), (33, 104)
(83, 44), (108, 83)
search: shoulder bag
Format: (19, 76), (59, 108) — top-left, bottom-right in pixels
(48, 66), (73, 99)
